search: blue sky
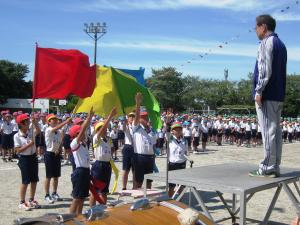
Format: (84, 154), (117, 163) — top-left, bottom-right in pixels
(1, 0), (300, 81)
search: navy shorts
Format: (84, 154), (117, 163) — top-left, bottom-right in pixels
(245, 131), (251, 140)
(122, 144), (134, 171)
(201, 133), (208, 142)
(91, 161), (111, 194)
(71, 167), (90, 199)
(251, 129), (257, 138)
(133, 154), (154, 183)
(44, 151), (61, 178)
(18, 154), (39, 184)
(63, 134), (71, 150)
(35, 132), (46, 148)
(2, 133), (14, 149)
(156, 138), (164, 148)
(184, 136), (191, 147)
(168, 161), (186, 188)
(112, 139), (118, 150)
(118, 130), (125, 140)
(193, 137), (200, 147)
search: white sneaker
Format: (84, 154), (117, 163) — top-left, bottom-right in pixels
(51, 193), (61, 201)
(29, 200), (41, 209)
(45, 195), (54, 204)
(19, 202), (31, 211)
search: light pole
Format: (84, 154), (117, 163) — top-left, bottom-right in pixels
(83, 22), (107, 65)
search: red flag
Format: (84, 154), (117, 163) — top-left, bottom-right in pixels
(33, 47), (96, 99)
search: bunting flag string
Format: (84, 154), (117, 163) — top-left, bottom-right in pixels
(179, 0), (299, 68)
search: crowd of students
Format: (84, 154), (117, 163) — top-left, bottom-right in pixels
(0, 97), (299, 213)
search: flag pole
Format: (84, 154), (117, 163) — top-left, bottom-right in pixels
(31, 42), (38, 142)
(165, 131), (170, 194)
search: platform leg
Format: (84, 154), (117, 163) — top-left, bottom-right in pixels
(283, 182), (300, 217)
(261, 185), (282, 225)
(191, 187), (214, 222)
(232, 194), (237, 224)
(239, 192), (246, 225)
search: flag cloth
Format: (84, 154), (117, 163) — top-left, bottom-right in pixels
(33, 47), (96, 99)
(117, 67), (146, 86)
(74, 66), (162, 129)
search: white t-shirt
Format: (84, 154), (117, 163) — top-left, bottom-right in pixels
(251, 123), (257, 130)
(288, 126), (294, 133)
(70, 138), (90, 168)
(124, 124), (134, 145)
(1, 121), (14, 134)
(45, 127), (61, 152)
(245, 123), (251, 131)
(200, 125), (209, 134)
(11, 119), (19, 132)
(133, 124), (154, 155)
(169, 136), (187, 163)
(183, 127), (192, 137)
(14, 129), (35, 155)
(192, 127), (200, 137)
(93, 135), (111, 162)
(110, 130), (118, 140)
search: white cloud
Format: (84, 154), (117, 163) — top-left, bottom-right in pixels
(55, 37), (300, 61)
(272, 12), (300, 21)
(73, 0), (282, 12)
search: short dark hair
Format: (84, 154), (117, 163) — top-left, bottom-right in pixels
(256, 14), (276, 32)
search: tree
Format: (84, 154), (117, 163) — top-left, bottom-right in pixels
(0, 60), (32, 103)
(283, 75), (300, 117)
(146, 67), (185, 111)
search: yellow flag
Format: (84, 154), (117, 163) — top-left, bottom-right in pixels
(74, 66), (126, 116)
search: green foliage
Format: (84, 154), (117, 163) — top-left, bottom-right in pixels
(146, 67), (185, 111)
(0, 60), (32, 103)
(146, 67), (300, 117)
(283, 75), (300, 117)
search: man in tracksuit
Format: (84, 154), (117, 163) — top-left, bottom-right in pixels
(249, 14), (287, 178)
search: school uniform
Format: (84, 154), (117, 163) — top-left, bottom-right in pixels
(11, 119), (19, 135)
(282, 125), (288, 141)
(229, 121), (236, 138)
(132, 124), (155, 183)
(183, 127), (192, 147)
(168, 135), (187, 187)
(251, 122), (257, 138)
(245, 123), (251, 141)
(122, 124), (134, 171)
(44, 127), (62, 178)
(1, 121), (14, 149)
(14, 129), (39, 185)
(35, 122), (46, 148)
(296, 124), (300, 140)
(110, 129), (119, 150)
(200, 125), (209, 142)
(117, 122), (125, 141)
(70, 139), (90, 199)
(224, 123), (230, 138)
(156, 128), (165, 148)
(257, 125), (262, 140)
(216, 123), (223, 138)
(0, 119), (2, 146)
(192, 127), (200, 148)
(92, 135), (112, 194)
(287, 125), (294, 143)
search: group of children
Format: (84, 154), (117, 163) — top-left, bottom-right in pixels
(1, 106), (299, 214)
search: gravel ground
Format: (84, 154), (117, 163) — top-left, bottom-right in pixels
(0, 142), (299, 225)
